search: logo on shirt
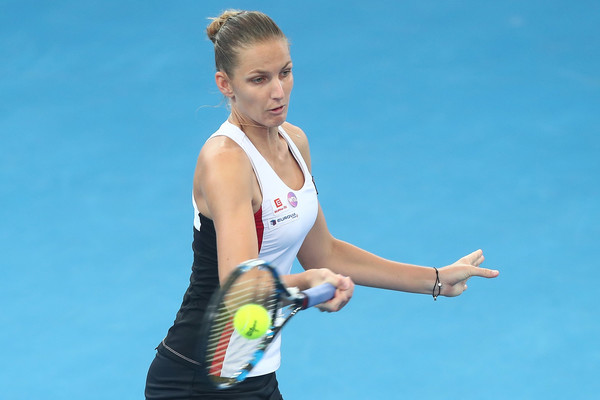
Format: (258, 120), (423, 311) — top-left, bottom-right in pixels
(269, 212), (299, 228)
(272, 197), (288, 214)
(287, 192), (298, 208)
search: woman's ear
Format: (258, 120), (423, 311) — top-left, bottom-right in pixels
(215, 71), (234, 98)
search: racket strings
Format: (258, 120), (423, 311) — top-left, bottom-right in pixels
(205, 267), (279, 379)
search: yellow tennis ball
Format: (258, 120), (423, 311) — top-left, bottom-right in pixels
(233, 304), (271, 340)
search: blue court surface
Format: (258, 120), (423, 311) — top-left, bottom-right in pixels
(1, 1), (599, 399)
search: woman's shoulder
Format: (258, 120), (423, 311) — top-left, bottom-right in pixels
(282, 121), (311, 165)
(282, 121), (307, 141)
(197, 133), (252, 176)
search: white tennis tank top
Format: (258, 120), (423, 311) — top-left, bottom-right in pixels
(194, 120), (319, 376)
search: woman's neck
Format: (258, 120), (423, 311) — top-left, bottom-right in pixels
(228, 112), (286, 164)
(229, 110), (280, 141)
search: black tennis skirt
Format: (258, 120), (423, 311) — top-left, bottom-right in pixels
(145, 346), (284, 400)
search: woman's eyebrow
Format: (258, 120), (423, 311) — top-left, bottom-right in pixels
(247, 61), (293, 75)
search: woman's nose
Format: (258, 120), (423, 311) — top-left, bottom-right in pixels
(271, 79), (284, 99)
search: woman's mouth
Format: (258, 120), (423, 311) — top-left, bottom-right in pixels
(268, 105), (285, 114)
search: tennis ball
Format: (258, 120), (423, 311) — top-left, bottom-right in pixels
(233, 304), (271, 340)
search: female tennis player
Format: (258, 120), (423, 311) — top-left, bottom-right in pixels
(145, 9), (499, 400)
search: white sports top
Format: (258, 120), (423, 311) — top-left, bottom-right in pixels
(194, 120), (319, 376)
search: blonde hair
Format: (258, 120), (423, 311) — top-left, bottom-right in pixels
(206, 10), (287, 77)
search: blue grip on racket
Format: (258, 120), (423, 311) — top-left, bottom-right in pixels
(302, 283), (336, 309)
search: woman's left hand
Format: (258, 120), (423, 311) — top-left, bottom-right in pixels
(438, 249), (499, 297)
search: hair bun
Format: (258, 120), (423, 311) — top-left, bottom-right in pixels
(205, 10), (285, 75)
(206, 9), (243, 43)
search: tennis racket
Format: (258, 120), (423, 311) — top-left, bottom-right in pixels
(199, 259), (336, 389)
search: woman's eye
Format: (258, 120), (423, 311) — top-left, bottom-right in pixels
(251, 77), (264, 84)
(281, 69), (292, 77)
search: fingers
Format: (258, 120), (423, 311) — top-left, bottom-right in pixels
(458, 250), (499, 278)
(470, 267), (500, 278)
(318, 274), (354, 312)
(342, 275), (354, 291)
(461, 249), (484, 267)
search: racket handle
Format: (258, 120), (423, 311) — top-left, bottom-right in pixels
(301, 283), (336, 309)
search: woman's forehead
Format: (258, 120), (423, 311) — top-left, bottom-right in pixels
(235, 39), (292, 74)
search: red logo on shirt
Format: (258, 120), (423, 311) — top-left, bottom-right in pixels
(274, 198), (283, 208)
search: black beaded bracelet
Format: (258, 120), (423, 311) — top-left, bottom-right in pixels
(432, 267), (442, 301)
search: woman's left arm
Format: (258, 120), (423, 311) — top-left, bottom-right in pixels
(297, 207), (499, 297)
(284, 121), (499, 297)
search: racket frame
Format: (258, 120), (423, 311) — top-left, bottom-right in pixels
(199, 259), (333, 389)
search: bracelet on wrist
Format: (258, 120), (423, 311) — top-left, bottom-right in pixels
(432, 267), (442, 301)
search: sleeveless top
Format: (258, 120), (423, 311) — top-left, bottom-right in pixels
(160, 120), (319, 377)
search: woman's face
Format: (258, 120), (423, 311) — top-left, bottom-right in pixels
(226, 38), (293, 128)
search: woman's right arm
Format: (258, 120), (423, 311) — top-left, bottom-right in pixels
(193, 136), (353, 311)
(193, 137), (261, 284)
